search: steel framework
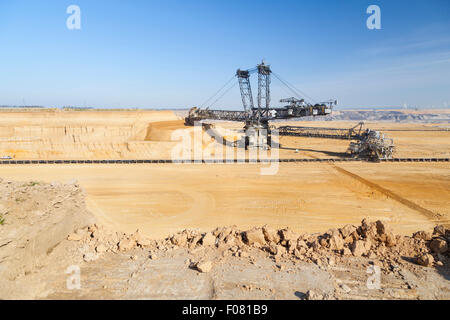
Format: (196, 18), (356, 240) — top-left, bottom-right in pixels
(185, 61), (337, 149)
(236, 69), (254, 116)
(256, 62), (271, 120)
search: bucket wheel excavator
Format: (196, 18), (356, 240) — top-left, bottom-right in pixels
(185, 61), (334, 148)
(185, 61), (394, 160)
(278, 122), (395, 160)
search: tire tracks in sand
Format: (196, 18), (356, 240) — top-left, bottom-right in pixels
(303, 152), (448, 227)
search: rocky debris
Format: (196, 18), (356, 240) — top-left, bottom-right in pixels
(342, 247), (352, 256)
(262, 226), (281, 243)
(433, 225), (446, 237)
(279, 228), (298, 244)
(118, 238), (136, 251)
(73, 217), (449, 276)
(304, 290), (323, 300)
(201, 232), (216, 247)
(10, 178), (450, 278)
(430, 238), (448, 254)
(195, 261), (213, 273)
(2, 177), (449, 300)
(243, 228), (266, 246)
(413, 231), (432, 241)
(329, 234), (345, 251)
(4, 182), (437, 281)
(339, 224), (357, 239)
(417, 253), (435, 267)
(65, 224), (156, 260)
(171, 233), (188, 247)
(351, 240), (371, 257)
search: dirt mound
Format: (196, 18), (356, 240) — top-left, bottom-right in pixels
(72, 218), (449, 274)
(0, 178), (94, 296)
(1, 177), (449, 299)
(61, 218), (449, 299)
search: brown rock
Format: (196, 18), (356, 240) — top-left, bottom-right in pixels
(416, 253), (434, 267)
(293, 248), (302, 258)
(360, 219), (378, 239)
(304, 290), (323, 300)
(223, 234), (236, 246)
(351, 240), (369, 257)
(340, 224), (357, 238)
(329, 234), (344, 251)
(295, 246), (307, 257)
(118, 238), (135, 251)
(137, 237), (152, 247)
(279, 228), (298, 243)
(311, 240), (321, 252)
(217, 227), (232, 241)
(189, 235), (202, 248)
(296, 239), (308, 250)
(344, 235), (354, 244)
(265, 243), (278, 255)
(130, 230), (151, 247)
(201, 232), (216, 246)
(376, 220), (392, 235)
(275, 245), (286, 256)
(326, 228), (341, 238)
(433, 225), (446, 236)
(349, 231), (359, 241)
(196, 261), (212, 273)
(430, 238), (448, 254)
(412, 231), (432, 241)
(342, 247), (352, 256)
(262, 226), (280, 243)
(319, 238), (328, 247)
(384, 232), (397, 247)
(171, 233), (188, 246)
(244, 228), (266, 246)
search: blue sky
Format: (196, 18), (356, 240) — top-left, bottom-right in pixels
(0, 0), (449, 109)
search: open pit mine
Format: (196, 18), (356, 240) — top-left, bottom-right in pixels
(0, 62), (449, 300)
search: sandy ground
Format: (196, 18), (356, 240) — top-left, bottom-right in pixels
(1, 109), (449, 300)
(0, 109), (449, 238)
(1, 162), (448, 239)
(2, 178), (448, 300)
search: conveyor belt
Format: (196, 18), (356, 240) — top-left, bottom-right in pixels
(0, 158), (449, 165)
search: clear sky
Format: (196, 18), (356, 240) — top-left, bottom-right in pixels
(0, 0), (449, 109)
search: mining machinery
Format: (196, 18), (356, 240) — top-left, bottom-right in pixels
(185, 61), (335, 148)
(278, 122), (395, 160)
(185, 61), (394, 160)
(347, 128), (395, 160)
